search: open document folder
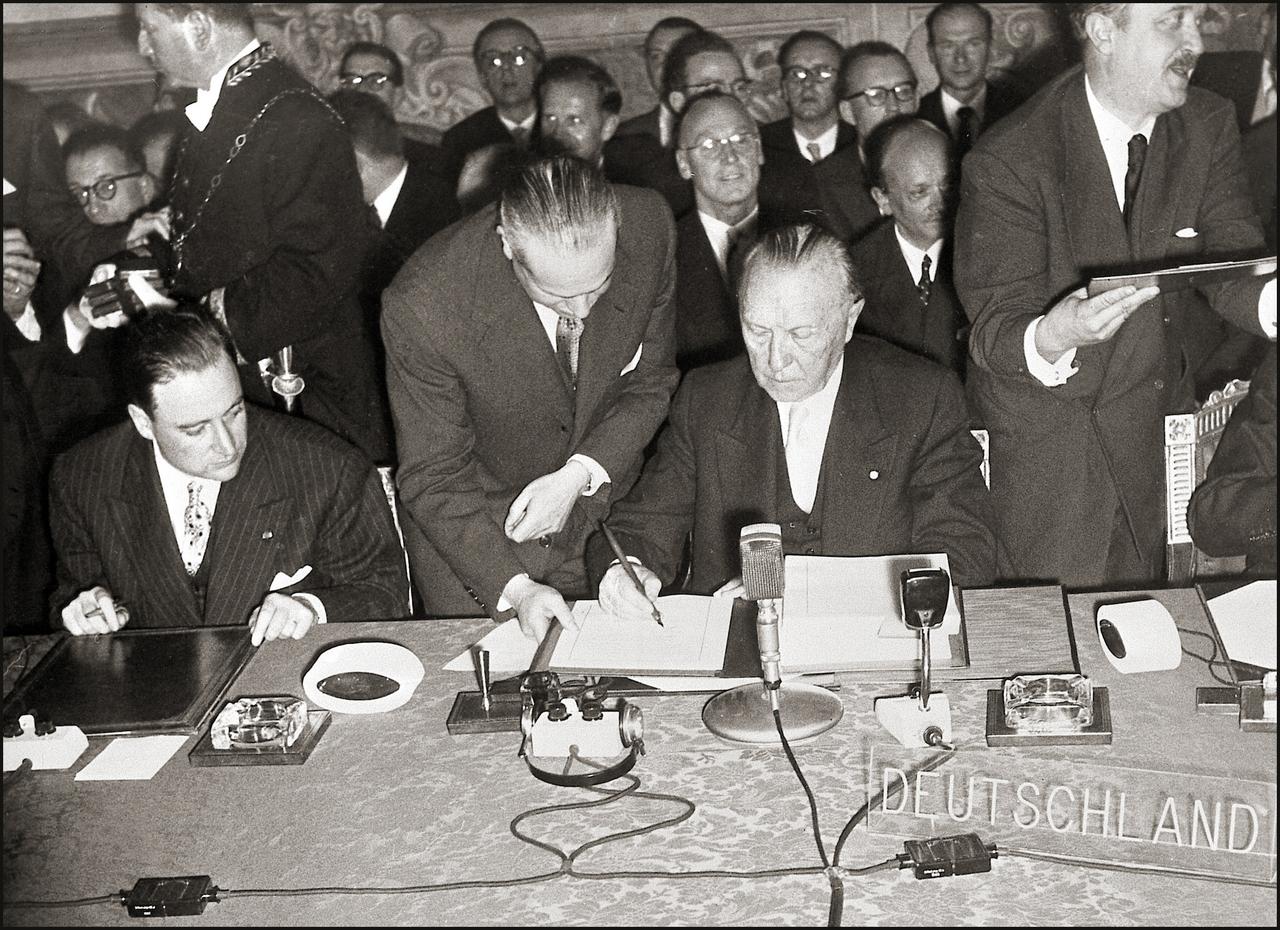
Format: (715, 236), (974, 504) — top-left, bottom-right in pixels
(542, 595), (733, 676)
(779, 553), (966, 674)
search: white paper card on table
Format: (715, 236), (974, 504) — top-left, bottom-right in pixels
(779, 553), (958, 673)
(1207, 580), (1277, 671)
(443, 618), (537, 674)
(74, 735), (189, 781)
(550, 594), (732, 675)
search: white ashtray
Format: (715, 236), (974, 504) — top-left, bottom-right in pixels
(302, 642), (425, 714)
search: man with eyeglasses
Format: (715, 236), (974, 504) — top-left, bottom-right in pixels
(759, 31), (857, 228)
(133, 2), (387, 463)
(918, 3), (1026, 160)
(586, 223), (995, 619)
(440, 19), (545, 186)
(382, 156), (678, 640)
(616, 17), (701, 148)
(337, 41), (445, 169)
(955, 2), (1275, 587)
(673, 92), (781, 370)
(607, 29), (750, 220)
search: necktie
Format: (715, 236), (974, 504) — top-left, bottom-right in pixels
(916, 253), (933, 308)
(510, 124), (531, 149)
(784, 404), (817, 513)
(183, 481), (211, 576)
(806, 141), (823, 164)
(1123, 133), (1147, 228)
(555, 314), (583, 390)
(725, 219), (758, 289)
(367, 202), (384, 231)
(956, 106), (979, 156)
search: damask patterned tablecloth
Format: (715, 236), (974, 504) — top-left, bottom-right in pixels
(2, 588), (1274, 926)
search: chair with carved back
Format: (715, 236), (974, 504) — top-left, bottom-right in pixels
(1164, 379), (1252, 583)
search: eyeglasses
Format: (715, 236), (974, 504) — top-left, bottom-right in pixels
(481, 47), (540, 70)
(683, 79), (753, 98)
(68, 171), (147, 207)
(339, 72), (391, 88)
(680, 131), (759, 159)
(783, 66), (836, 85)
(844, 82), (918, 108)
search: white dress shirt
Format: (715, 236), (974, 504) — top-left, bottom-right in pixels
(499, 111), (538, 137)
(894, 227), (943, 284)
(792, 121), (840, 162)
(1024, 77), (1277, 385)
(151, 442), (325, 621)
(940, 85), (988, 138)
(697, 208), (759, 278)
(185, 38), (262, 131)
(372, 162), (409, 227)
(775, 355), (844, 514)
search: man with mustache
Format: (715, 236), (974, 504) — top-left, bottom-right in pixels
(955, 2), (1275, 587)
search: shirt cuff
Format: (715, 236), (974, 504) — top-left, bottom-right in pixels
(1025, 315), (1079, 386)
(569, 454), (610, 496)
(1258, 279), (1277, 339)
(14, 302), (41, 342)
(63, 306), (90, 354)
(293, 592), (327, 625)
(495, 572), (531, 617)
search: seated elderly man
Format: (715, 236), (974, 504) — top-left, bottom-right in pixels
(50, 304), (408, 642)
(589, 224), (995, 616)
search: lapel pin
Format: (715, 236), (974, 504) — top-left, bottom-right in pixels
(869, 470), (880, 480)
(261, 530), (273, 540)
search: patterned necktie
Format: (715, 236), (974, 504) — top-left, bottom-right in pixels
(806, 141), (823, 164)
(956, 106), (979, 156)
(1123, 133), (1148, 228)
(916, 253), (933, 308)
(183, 481), (211, 576)
(555, 314), (583, 390)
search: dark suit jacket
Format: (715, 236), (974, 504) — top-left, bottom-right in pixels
(366, 157), (461, 300)
(603, 132), (694, 219)
(48, 407), (408, 629)
(382, 184), (680, 617)
(917, 81), (1026, 142)
(588, 337), (996, 591)
(809, 141), (884, 244)
(954, 65), (1268, 586)
(616, 106), (661, 141)
(1190, 50), (1266, 134)
(440, 105), (535, 184)
(169, 49), (386, 461)
(1188, 342), (1277, 576)
(851, 221), (967, 378)
(758, 118), (859, 227)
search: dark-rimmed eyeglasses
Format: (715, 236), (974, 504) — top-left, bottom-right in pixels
(481, 47), (540, 70)
(679, 131), (759, 159)
(783, 66), (836, 85)
(844, 82), (918, 108)
(339, 72), (391, 88)
(68, 171), (147, 207)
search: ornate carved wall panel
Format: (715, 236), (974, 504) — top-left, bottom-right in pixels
(2, 3), (1272, 140)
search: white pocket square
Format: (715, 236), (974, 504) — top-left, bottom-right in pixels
(269, 565), (312, 592)
(3, 177), (15, 196)
(620, 344), (643, 376)
(1174, 227), (1199, 239)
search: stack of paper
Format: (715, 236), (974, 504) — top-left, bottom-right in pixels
(547, 595), (733, 676)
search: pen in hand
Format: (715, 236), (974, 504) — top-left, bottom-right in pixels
(598, 521), (664, 627)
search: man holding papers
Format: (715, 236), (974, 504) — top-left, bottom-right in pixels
(955, 3), (1276, 587)
(589, 223), (995, 620)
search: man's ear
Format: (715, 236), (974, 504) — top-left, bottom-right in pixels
(838, 99), (857, 128)
(600, 113), (620, 146)
(870, 185), (892, 217)
(1084, 10), (1117, 56)
(675, 149), (693, 181)
(140, 173), (159, 206)
(846, 297), (865, 339)
(495, 224), (514, 261)
(184, 7), (214, 52)
(667, 90), (687, 117)
(127, 403), (155, 442)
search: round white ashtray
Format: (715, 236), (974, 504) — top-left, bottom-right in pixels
(302, 641), (425, 714)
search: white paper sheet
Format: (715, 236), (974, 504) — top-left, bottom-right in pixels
(74, 735), (189, 781)
(551, 595), (733, 674)
(1207, 580), (1277, 671)
(443, 618), (538, 674)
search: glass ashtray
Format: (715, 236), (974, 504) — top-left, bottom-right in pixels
(1002, 674), (1094, 733)
(211, 696), (307, 750)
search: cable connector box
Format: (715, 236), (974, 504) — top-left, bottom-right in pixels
(899, 833), (997, 879)
(123, 876), (218, 917)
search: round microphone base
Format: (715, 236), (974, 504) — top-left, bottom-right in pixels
(702, 681), (843, 745)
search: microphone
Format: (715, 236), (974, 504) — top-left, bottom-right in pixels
(701, 523), (843, 744)
(740, 523), (784, 706)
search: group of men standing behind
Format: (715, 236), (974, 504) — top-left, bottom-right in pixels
(3, 2), (1274, 644)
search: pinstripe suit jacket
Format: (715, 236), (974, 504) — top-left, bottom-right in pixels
(48, 407), (408, 629)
